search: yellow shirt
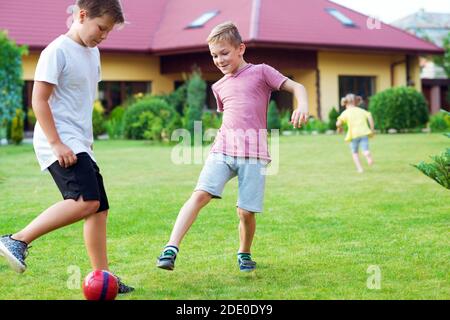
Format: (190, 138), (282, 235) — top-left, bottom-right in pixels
(338, 107), (373, 142)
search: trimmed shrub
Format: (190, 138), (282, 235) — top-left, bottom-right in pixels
(369, 87), (429, 132)
(10, 109), (24, 145)
(123, 96), (180, 141)
(429, 111), (450, 132)
(328, 107), (339, 130)
(27, 108), (36, 129)
(267, 100), (281, 130)
(92, 100), (106, 139)
(105, 106), (125, 139)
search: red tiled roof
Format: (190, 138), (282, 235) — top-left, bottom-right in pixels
(0, 0), (443, 55)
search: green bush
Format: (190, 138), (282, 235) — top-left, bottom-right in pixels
(429, 111), (450, 132)
(162, 83), (187, 115)
(92, 100), (106, 139)
(10, 109), (24, 145)
(185, 71), (206, 136)
(201, 111), (221, 131)
(306, 117), (328, 133)
(328, 107), (339, 130)
(267, 100), (281, 130)
(280, 111), (294, 132)
(0, 31), (28, 142)
(27, 108), (36, 129)
(105, 106), (125, 139)
(123, 96), (180, 141)
(369, 87), (429, 132)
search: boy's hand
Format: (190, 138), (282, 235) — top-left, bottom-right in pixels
(51, 141), (77, 168)
(291, 107), (309, 128)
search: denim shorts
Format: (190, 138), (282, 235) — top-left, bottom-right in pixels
(195, 153), (269, 213)
(350, 136), (369, 153)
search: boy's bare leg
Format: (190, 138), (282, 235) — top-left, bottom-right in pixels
(12, 197), (100, 245)
(167, 191), (212, 248)
(352, 153), (364, 173)
(363, 151), (374, 166)
(84, 210), (109, 271)
(237, 208), (256, 254)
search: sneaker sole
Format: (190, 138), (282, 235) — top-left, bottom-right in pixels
(156, 260), (174, 271)
(0, 242), (26, 273)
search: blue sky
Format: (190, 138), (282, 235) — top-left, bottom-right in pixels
(331, 0), (450, 23)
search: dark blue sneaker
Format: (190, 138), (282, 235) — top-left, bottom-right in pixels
(156, 246), (178, 271)
(112, 274), (135, 294)
(238, 253), (256, 272)
(0, 235), (30, 273)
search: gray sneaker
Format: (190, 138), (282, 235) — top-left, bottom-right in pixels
(0, 235), (30, 273)
(238, 253), (256, 272)
(156, 246), (178, 271)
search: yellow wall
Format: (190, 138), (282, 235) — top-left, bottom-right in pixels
(23, 50), (423, 120)
(318, 52), (423, 120)
(22, 51), (177, 95)
(318, 51), (394, 119)
(22, 52), (39, 80)
(282, 69), (318, 118)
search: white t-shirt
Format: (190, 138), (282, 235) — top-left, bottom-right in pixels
(33, 35), (101, 171)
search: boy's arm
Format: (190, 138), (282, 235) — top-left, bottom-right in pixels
(32, 81), (77, 168)
(280, 79), (309, 128)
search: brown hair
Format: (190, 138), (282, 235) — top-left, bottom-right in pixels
(207, 22), (243, 47)
(76, 0), (125, 24)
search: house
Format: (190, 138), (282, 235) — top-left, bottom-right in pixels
(0, 0), (444, 121)
(392, 9), (450, 113)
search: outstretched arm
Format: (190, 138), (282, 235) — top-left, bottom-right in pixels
(280, 79), (309, 128)
(32, 81), (77, 168)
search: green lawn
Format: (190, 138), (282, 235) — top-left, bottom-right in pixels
(0, 134), (448, 300)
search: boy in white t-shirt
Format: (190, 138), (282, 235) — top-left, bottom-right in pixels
(0, 0), (133, 293)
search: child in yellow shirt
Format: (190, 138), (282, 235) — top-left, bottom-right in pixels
(336, 94), (375, 173)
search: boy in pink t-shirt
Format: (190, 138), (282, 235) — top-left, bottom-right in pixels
(157, 22), (309, 272)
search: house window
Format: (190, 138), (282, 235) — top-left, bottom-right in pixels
(98, 81), (151, 113)
(326, 8), (356, 27)
(339, 76), (376, 110)
(187, 10), (219, 29)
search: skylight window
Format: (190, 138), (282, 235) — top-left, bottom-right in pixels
(326, 8), (356, 27)
(187, 10), (219, 28)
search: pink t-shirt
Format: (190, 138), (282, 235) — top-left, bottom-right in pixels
(211, 63), (287, 161)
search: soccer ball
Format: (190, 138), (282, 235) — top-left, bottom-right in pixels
(82, 270), (118, 300)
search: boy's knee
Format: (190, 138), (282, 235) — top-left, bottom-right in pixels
(80, 199), (100, 215)
(237, 208), (255, 220)
(192, 191), (212, 205)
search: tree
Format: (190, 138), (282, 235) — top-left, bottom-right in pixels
(434, 32), (450, 78)
(0, 30), (28, 143)
(185, 70), (206, 137)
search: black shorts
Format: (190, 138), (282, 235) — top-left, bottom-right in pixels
(48, 152), (109, 213)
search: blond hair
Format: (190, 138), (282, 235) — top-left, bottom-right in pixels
(206, 22), (243, 47)
(341, 93), (357, 107)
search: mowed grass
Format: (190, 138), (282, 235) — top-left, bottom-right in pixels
(0, 134), (448, 300)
